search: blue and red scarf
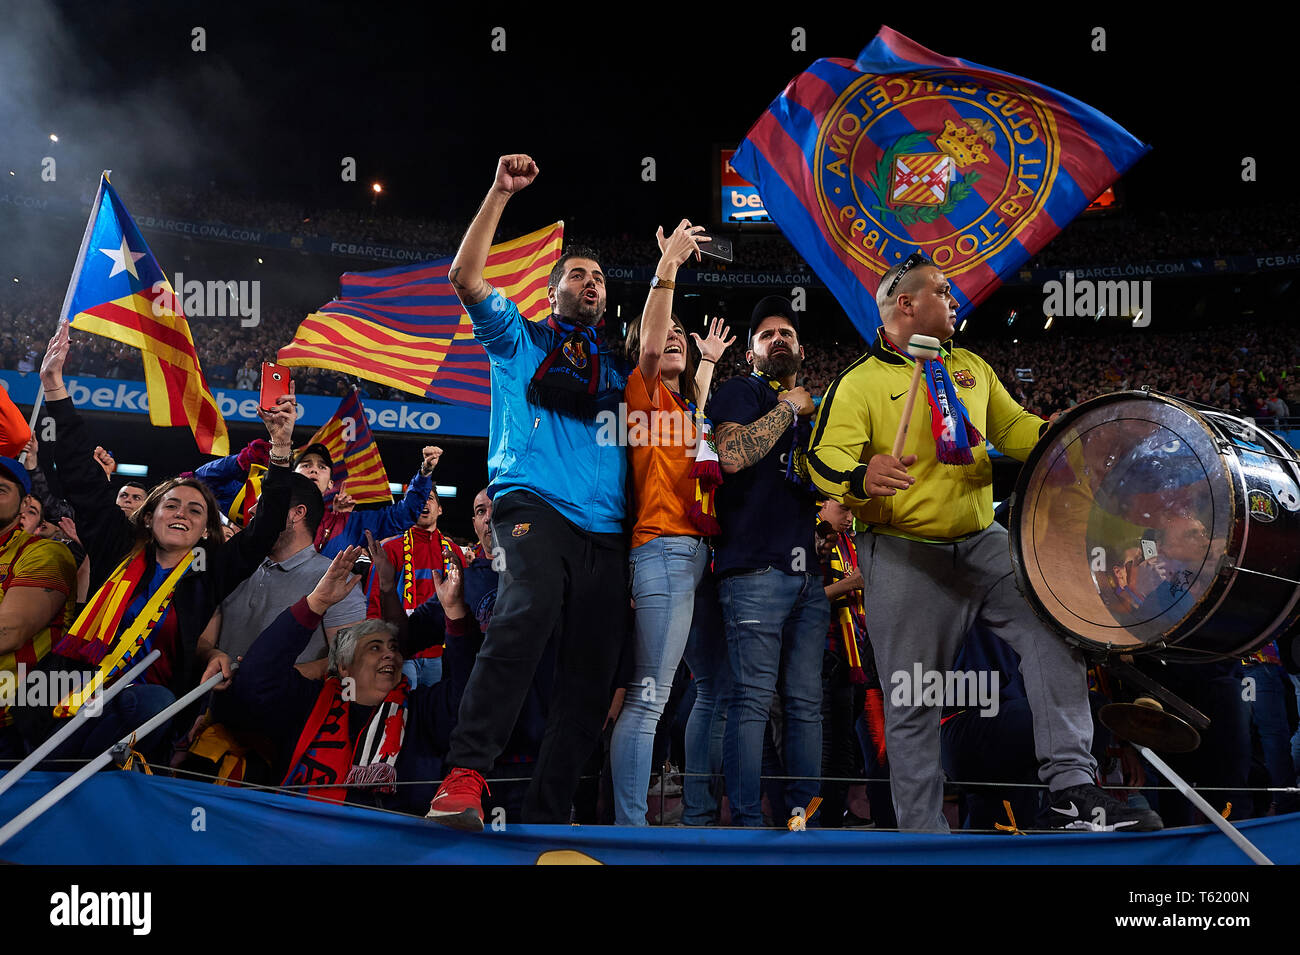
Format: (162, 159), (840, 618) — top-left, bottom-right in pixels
(883, 337), (982, 465)
(527, 316), (602, 420)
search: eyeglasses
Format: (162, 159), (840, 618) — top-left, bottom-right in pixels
(884, 252), (933, 299)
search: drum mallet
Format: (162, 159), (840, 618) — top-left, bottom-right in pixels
(892, 334), (943, 458)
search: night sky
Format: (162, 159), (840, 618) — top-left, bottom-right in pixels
(2, 6), (1285, 234)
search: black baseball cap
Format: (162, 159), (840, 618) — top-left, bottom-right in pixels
(294, 442), (334, 471)
(749, 295), (801, 344)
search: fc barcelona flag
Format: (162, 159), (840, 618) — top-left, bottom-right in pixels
(731, 26), (1149, 341)
(307, 389), (393, 505)
(64, 173), (229, 455)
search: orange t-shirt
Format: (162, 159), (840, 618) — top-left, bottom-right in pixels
(626, 367), (702, 549)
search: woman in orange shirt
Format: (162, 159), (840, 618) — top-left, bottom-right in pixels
(610, 220), (734, 826)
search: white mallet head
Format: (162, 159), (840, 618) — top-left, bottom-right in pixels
(907, 334), (942, 360)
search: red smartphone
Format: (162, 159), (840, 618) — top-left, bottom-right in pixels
(259, 362), (291, 410)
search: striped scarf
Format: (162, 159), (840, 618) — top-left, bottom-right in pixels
(882, 337), (982, 464)
(664, 389), (723, 535)
(52, 548), (193, 716)
(401, 528), (459, 614)
(283, 676), (410, 805)
(228, 462), (266, 528)
(827, 531), (867, 684)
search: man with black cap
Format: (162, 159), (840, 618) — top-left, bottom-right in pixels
(0, 456), (78, 757)
(704, 295), (828, 827)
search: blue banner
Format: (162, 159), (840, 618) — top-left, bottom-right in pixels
(0, 371), (489, 439)
(2, 771), (1296, 865)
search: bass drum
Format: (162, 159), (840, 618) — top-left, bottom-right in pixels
(1009, 390), (1300, 663)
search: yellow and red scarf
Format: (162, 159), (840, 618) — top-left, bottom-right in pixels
(665, 389), (722, 535)
(283, 676), (409, 804)
(228, 462), (266, 528)
(401, 528), (460, 614)
(52, 547), (194, 716)
(827, 531), (867, 684)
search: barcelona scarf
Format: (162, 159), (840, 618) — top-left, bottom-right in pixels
(883, 337), (982, 465)
(827, 531), (868, 684)
(664, 389), (723, 535)
(527, 316), (602, 420)
(756, 373), (815, 492)
(283, 676), (409, 804)
(52, 548), (194, 716)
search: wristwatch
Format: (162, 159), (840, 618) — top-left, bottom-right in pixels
(649, 275), (675, 292)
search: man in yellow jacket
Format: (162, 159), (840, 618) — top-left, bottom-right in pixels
(808, 253), (1161, 833)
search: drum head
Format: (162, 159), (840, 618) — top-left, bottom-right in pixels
(1011, 393), (1231, 654)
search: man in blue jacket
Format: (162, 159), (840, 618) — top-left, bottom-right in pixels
(426, 154), (629, 830)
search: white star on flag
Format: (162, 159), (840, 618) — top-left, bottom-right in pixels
(99, 235), (146, 279)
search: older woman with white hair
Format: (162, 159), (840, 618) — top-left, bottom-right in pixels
(223, 542), (480, 813)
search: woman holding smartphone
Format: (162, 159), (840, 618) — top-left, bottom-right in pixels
(610, 219), (734, 826)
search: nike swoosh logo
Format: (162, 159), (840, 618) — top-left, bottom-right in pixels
(1051, 802), (1080, 818)
(890, 391), (907, 401)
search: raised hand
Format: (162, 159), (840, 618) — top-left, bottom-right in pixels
(420, 445), (443, 475)
(432, 559), (467, 619)
(40, 321), (72, 393)
(306, 545), (365, 613)
(332, 482), (356, 514)
(364, 529), (396, 594)
(493, 154), (539, 196)
(655, 219), (708, 271)
(256, 385), (297, 448)
(691, 317), (735, 364)
(93, 446), (116, 478)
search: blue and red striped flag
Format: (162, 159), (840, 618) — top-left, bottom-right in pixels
(731, 26), (1149, 340)
(278, 223), (563, 408)
(307, 388), (393, 505)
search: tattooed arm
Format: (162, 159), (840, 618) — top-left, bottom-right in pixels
(449, 154), (539, 307)
(714, 403), (797, 475)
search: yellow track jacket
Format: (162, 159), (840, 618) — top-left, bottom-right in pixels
(808, 330), (1047, 542)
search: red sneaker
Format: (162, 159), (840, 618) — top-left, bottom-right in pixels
(426, 768), (490, 832)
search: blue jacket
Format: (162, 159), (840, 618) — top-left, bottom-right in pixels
(470, 290), (627, 533)
(316, 470), (433, 558)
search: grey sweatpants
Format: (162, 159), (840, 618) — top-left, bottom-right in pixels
(864, 523), (1096, 831)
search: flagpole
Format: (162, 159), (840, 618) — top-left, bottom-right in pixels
(19, 171), (110, 465)
(0, 659), (237, 851)
(0, 648), (160, 800)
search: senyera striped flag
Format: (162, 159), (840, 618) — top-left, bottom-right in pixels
(279, 223), (563, 408)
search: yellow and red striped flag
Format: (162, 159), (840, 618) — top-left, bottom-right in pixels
(277, 222), (563, 408)
(307, 389), (392, 505)
(63, 173), (229, 455)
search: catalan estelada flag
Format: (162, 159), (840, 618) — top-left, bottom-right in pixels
(731, 26), (1149, 341)
(278, 222), (564, 408)
(307, 388), (393, 505)
(64, 173), (229, 455)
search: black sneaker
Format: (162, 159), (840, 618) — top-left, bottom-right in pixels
(1036, 784), (1163, 832)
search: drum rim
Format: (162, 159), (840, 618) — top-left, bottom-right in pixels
(1008, 389), (1245, 660)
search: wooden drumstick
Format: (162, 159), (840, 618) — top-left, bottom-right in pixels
(891, 334), (943, 458)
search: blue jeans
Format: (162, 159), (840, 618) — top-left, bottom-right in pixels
(682, 573), (732, 825)
(1243, 662), (1300, 813)
(719, 567), (829, 827)
(402, 655), (443, 691)
(610, 535), (708, 825)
